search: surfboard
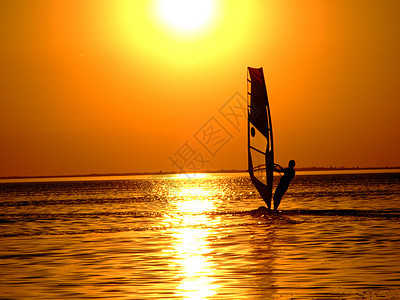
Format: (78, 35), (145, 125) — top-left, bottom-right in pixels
(247, 67), (274, 209)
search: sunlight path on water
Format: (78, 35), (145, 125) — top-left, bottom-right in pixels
(165, 227), (219, 299)
(161, 180), (222, 298)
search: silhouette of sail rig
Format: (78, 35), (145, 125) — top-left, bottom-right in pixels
(247, 67), (274, 209)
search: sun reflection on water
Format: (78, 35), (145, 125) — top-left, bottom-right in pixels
(175, 187), (214, 213)
(167, 227), (219, 299)
(163, 179), (222, 298)
(172, 173), (210, 179)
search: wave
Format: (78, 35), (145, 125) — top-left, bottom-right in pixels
(1, 208), (399, 222)
(219, 208), (400, 220)
(0, 196), (162, 207)
(0, 220), (268, 238)
(1, 208), (399, 239)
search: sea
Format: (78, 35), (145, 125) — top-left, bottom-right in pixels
(1, 170), (400, 299)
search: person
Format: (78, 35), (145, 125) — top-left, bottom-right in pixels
(273, 160), (296, 210)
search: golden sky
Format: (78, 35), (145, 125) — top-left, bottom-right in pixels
(1, 0), (399, 177)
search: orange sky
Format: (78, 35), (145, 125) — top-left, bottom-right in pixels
(1, 0), (399, 177)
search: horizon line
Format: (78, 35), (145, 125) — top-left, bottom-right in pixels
(1, 166), (399, 180)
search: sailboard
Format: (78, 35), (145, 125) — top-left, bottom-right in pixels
(247, 67), (274, 209)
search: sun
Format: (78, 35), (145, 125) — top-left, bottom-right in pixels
(156, 0), (216, 35)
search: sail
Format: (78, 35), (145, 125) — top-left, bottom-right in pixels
(247, 67), (274, 208)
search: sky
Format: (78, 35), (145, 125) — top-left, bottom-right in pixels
(1, 0), (399, 177)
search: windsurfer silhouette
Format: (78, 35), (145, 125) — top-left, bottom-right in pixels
(273, 160), (296, 210)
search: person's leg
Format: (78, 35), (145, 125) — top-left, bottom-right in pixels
(273, 184), (288, 210)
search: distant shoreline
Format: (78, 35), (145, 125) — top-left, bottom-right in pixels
(1, 166), (399, 180)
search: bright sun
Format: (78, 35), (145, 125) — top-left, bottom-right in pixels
(156, 0), (215, 34)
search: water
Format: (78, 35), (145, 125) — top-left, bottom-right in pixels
(1, 171), (400, 299)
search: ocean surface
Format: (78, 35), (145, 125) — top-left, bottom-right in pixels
(1, 170), (400, 299)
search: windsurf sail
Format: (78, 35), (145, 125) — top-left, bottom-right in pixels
(247, 67), (274, 209)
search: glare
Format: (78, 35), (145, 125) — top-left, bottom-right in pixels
(173, 173), (210, 179)
(160, 180), (221, 298)
(176, 199), (214, 213)
(110, 1), (254, 66)
(178, 187), (211, 198)
(171, 228), (219, 299)
(175, 187), (214, 213)
(157, 0), (215, 34)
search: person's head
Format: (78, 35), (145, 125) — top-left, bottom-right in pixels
(288, 160), (296, 168)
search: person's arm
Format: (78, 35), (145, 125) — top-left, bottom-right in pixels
(274, 163), (284, 172)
